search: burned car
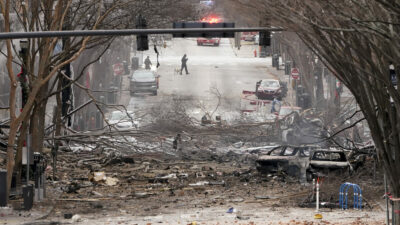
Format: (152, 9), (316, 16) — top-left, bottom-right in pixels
(307, 150), (352, 179)
(256, 145), (317, 178)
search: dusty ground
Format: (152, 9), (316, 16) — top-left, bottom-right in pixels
(0, 140), (386, 225)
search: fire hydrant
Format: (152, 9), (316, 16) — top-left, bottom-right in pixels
(254, 49), (257, 57)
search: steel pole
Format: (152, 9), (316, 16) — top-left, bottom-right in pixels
(0, 27), (284, 40)
(316, 180), (320, 212)
(26, 134), (31, 185)
(385, 174), (390, 225)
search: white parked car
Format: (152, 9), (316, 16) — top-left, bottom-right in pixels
(107, 111), (139, 130)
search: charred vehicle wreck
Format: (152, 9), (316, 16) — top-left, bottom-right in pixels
(256, 145), (317, 181)
(256, 145), (354, 182)
(307, 150), (352, 180)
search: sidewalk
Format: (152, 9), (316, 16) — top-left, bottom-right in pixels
(230, 39), (260, 58)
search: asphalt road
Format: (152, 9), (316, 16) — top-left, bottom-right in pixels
(127, 38), (275, 120)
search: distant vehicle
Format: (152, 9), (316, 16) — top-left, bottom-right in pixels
(241, 32), (258, 41)
(256, 79), (287, 100)
(199, 0), (214, 6)
(197, 37), (220, 46)
(108, 111), (139, 130)
(130, 70), (159, 96)
(244, 35), (255, 41)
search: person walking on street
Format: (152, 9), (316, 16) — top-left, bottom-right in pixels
(144, 56), (152, 70)
(180, 54), (189, 75)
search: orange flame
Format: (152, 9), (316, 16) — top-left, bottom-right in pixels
(201, 17), (221, 23)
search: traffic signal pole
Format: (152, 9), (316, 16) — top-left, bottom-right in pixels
(0, 27), (283, 39)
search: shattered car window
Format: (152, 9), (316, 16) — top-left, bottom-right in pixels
(312, 152), (346, 161)
(270, 148), (282, 156)
(328, 153), (346, 161)
(282, 147), (295, 156)
(299, 149), (310, 157)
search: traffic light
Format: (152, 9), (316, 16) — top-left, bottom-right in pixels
(172, 22), (235, 38)
(259, 31), (271, 46)
(136, 15), (148, 51)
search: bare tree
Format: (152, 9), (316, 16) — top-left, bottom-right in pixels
(0, 0), (197, 203)
(221, 0), (400, 222)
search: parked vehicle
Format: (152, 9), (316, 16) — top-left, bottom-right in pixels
(107, 111), (139, 130)
(244, 35), (255, 41)
(256, 79), (287, 100)
(307, 150), (352, 179)
(256, 145), (317, 177)
(199, 0), (214, 6)
(130, 70), (159, 96)
(241, 32), (258, 41)
(197, 37), (220, 46)
(257, 146), (353, 181)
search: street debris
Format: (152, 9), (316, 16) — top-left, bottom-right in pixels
(0, 103), (382, 224)
(189, 181), (209, 186)
(226, 207), (237, 213)
(90, 172), (107, 183)
(105, 177), (119, 186)
(72, 214), (82, 222)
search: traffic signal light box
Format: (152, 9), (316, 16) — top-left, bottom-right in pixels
(172, 22), (235, 38)
(259, 31), (271, 47)
(136, 15), (149, 51)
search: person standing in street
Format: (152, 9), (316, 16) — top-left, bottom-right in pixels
(271, 97), (281, 113)
(144, 56), (152, 70)
(180, 54), (189, 75)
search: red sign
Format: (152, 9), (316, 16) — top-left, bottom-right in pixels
(291, 67), (300, 80)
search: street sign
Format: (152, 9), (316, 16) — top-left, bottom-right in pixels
(291, 67), (300, 80)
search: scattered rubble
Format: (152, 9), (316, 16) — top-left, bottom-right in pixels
(0, 116), (383, 224)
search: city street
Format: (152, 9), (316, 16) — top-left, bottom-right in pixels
(128, 38), (276, 121)
(0, 1), (394, 224)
